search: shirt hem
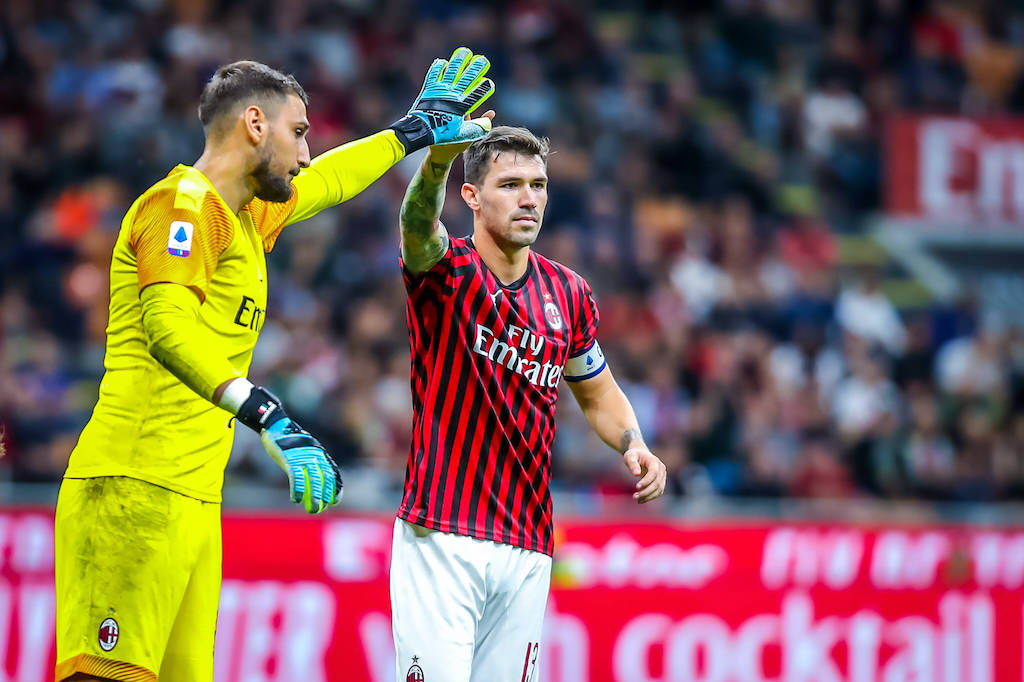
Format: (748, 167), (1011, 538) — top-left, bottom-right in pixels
(62, 469), (222, 503)
(396, 509), (553, 556)
(56, 653), (157, 682)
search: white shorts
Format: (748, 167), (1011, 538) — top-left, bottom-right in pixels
(390, 519), (551, 682)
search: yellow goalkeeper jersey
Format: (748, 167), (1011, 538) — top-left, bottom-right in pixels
(65, 164), (299, 501)
(66, 132), (404, 501)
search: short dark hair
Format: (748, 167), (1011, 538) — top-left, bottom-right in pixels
(463, 126), (550, 186)
(197, 60), (308, 132)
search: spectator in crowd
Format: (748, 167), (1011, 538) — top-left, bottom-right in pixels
(836, 266), (907, 357)
(936, 311), (1011, 402)
(898, 391), (957, 499)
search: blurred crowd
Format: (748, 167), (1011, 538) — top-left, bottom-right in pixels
(2, 0), (1024, 506)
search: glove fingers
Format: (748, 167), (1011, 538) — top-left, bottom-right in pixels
(303, 466), (328, 514)
(263, 417), (337, 512)
(297, 466), (309, 505)
(329, 459), (343, 505)
(413, 58), (448, 107)
(319, 461), (334, 507)
(463, 78), (495, 116)
(313, 463), (327, 513)
(441, 47), (473, 85)
(425, 58), (447, 85)
(454, 54), (490, 94)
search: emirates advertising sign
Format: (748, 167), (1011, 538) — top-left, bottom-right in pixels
(887, 115), (1024, 226)
(2, 509), (1023, 681)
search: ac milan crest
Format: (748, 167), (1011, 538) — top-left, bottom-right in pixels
(406, 655), (425, 682)
(98, 617), (119, 651)
(543, 301), (563, 330)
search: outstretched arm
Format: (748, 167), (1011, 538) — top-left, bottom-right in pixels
(285, 132), (406, 225)
(259, 47), (495, 245)
(400, 110), (494, 273)
(297, 47), (497, 226)
(568, 366), (668, 503)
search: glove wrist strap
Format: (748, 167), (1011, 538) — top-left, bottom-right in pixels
(235, 385), (288, 432)
(388, 115), (434, 155)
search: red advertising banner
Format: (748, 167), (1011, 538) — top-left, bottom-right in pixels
(2, 508), (1023, 681)
(887, 115), (1024, 225)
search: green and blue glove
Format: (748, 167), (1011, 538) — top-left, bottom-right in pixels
(389, 46), (495, 154)
(233, 383), (342, 514)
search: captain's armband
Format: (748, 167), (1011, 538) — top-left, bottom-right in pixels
(564, 341), (606, 382)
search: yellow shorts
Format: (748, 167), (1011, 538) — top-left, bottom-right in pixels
(54, 476), (221, 682)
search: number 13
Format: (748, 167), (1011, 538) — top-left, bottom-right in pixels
(520, 641), (539, 682)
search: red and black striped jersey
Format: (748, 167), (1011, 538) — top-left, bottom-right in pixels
(399, 236), (603, 555)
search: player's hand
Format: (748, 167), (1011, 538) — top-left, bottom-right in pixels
(623, 446), (667, 504)
(428, 110), (495, 164)
(261, 418), (343, 514)
(389, 47), (495, 154)
(233, 383), (343, 513)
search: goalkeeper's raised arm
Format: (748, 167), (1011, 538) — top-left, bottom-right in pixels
(196, 50), (495, 245)
(287, 48), (495, 232)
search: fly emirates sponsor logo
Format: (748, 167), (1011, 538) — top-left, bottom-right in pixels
(473, 323), (562, 387)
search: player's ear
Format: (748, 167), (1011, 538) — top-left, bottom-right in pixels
(461, 183), (480, 211)
(243, 105), (265, 144)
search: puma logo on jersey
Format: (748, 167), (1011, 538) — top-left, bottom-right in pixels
(167, 221), (193, 257)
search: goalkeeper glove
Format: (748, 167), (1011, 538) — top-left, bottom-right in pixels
(389, 46), (495, 154)
(228, 381), (343, 513)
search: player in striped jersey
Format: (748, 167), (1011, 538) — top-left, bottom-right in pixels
(55, 55), (494, 682)
(391, 125), (668, 681)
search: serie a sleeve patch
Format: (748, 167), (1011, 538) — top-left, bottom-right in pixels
(167, 221), (194, 257)
(564, 340), (606, 382)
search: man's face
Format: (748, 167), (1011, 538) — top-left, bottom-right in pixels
(252, 93), (311, 202)
(467, 151), (548, 249)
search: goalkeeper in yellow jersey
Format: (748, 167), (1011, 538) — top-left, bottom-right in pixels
(55, 53), (494, 682)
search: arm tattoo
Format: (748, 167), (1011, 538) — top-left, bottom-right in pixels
(620, 428), (643, 453)
(427, 161), (449, 180)
(400, 163), (446, 239)
(400, 157), (452, 271)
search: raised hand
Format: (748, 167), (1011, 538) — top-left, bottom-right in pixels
(389, 47), (495, 154)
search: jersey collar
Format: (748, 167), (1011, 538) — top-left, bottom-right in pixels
(466, 236), (534, 291)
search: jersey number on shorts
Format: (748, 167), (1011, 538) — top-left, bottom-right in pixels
(520, 642), (539, 682)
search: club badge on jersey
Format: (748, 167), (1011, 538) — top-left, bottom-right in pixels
(406, 659), (425, 682)
(98, 617), (119, 651)
(167, 220), (194, 257)
(543, 301), (563, 330)
(541, 292), (563, 330)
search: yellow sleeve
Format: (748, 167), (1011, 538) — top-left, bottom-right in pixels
(247, 130), (406, 251)
(140, 283), (241, 401)
(131, 187), (234, 300)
